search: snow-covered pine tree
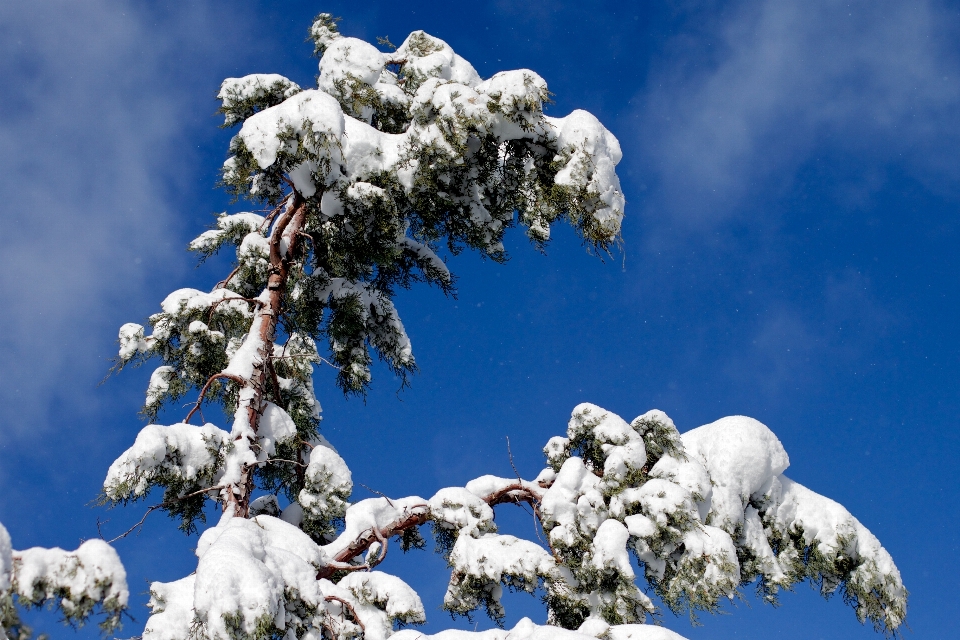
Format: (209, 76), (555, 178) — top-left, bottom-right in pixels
(100, 13), (907, 640)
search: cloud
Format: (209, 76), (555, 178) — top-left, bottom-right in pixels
(636, 0), (960, 229)
(0, 1), (248, 437)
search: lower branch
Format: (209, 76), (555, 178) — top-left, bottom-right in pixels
(316, 484), (548, 577)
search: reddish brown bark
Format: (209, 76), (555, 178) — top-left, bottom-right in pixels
(225, 193), (307, 517)
(316, 483), (550, 579)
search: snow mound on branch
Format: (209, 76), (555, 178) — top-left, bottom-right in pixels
(144, 514), (431, 640)
(160, 287), (252, 317)
(143, 575), (195, 640)
(189, 211), (266, 253)
(606, 624), (691, 640)
(589, 519), (633, 577)
(257, 402), (297, 460)
(338, 118), (406, 181)
(191, 514), (327, 639)
(476, 70), (548, 124)
(338, 571), (426, 636)
(648, 453), (713, 522)
(218, 74), (301, 127)
(118, 322), (151, 360)
(540, 456), (604, 548)
(300, 442), (353, 536)
(681, 415), (789, 532)
(240, 89), (346, 169)
(464, 475), (542, 500)
(429, 487), (495, 537)
(12, 540), (128, 618)
(444, 534), (555, 619)
(393, 31), (482, 88)
(759, 476), (907, 629)
(144, 366), (175, 409)
(545, 111), (625, 238)
(219, 74), (301, 102)
(104, 422), (228, 499)
(319, 37), (386, 90)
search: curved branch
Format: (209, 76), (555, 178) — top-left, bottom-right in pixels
(316, 482), (549, 578)
(206, 296), (263, 323)
(324, 596), (365, 631)
(184, 373), (245, 424)
(215, 266), (240, 291)
(317, 507), (430, 579)
(485, 483), (543, 509)
(183, 373), (244, 424)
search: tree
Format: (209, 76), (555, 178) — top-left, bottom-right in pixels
(0, 12), (907, 640)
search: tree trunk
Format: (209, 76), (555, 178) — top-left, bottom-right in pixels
(225, 193), (306, 517)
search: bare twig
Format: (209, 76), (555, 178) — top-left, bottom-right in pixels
(506, 436), (522, 482)
(260, 458), (307, 468)
(360, 483), (396, 508)
(177, 484), (229, 502)
(259, 199), (289, 233)
(98, 505), (162, 543)
(317, 356), (342, 371)
(97, 483), (229, 544)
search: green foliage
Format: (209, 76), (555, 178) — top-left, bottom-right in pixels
(308, 13), (342, 58)
(218, 77), (301, 128)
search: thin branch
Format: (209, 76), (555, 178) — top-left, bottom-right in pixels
(323, 559), (371, 573)
(259, 458), (307, 468)
(324, 596), (365, 631)
(360, 483), (396, 508)
(98, 484), (229, 544)
(206, 296), (263, 323)
(215, 266), (240, 291)
(259, 198), (289, 233)
(176, 484), (230, 502)
(184, 373), (245, 424)
(98, 505), (162, 544)
(317, 356), (343, 371)
(506, 436), (522, 483)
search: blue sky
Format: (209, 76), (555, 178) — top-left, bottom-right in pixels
(0, 1), (957, 638)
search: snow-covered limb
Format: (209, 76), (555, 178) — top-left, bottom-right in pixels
(125, 402), (905, 639)
(0, 522), (128, 635)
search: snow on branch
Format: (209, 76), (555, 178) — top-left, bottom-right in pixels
(0, 522), (128, 635)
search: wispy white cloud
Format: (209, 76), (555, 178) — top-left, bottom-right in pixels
(636, 0), (960, 230)
(0, 1), (249, 437)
